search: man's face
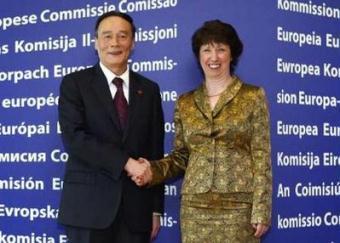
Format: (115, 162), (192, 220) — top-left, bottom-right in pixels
(95, 16), (134, 75)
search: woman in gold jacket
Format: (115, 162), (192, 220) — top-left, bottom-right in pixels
(135, 20), (272, 243)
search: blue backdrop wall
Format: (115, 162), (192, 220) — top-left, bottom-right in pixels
(1, 0), (340, 242)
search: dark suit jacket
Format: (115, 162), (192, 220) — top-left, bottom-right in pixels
(57, 64), (164, 232)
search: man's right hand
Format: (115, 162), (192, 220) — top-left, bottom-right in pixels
(131, 158), (153, 186)
(124, 158), (149, 178)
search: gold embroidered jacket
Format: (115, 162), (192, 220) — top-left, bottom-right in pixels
(151, 76), (272, 224)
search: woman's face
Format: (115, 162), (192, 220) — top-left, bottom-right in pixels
(199, 42), (232, 80)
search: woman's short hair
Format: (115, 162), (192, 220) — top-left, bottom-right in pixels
(191, 20), (243, 73)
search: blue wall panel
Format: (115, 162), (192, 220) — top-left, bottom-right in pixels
(1, 1), (339, 242)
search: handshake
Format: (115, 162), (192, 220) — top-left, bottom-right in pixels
(124, 157), (153, 186)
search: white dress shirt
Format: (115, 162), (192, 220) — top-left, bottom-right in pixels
(99, 62), (130, 103)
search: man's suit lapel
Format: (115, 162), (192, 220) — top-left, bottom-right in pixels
(122, 71), (143, 142)
(92, 64), (121, 131)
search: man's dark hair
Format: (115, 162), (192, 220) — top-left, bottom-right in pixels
(191, 20), (243, 74)
(95, 11), (136, 38)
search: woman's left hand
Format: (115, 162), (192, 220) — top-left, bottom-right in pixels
(252, 223), (269, 238)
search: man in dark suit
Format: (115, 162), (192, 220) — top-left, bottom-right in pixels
(57, 11), (164, 243)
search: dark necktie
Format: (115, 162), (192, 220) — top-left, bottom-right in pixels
(112, 77), (128, 129)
